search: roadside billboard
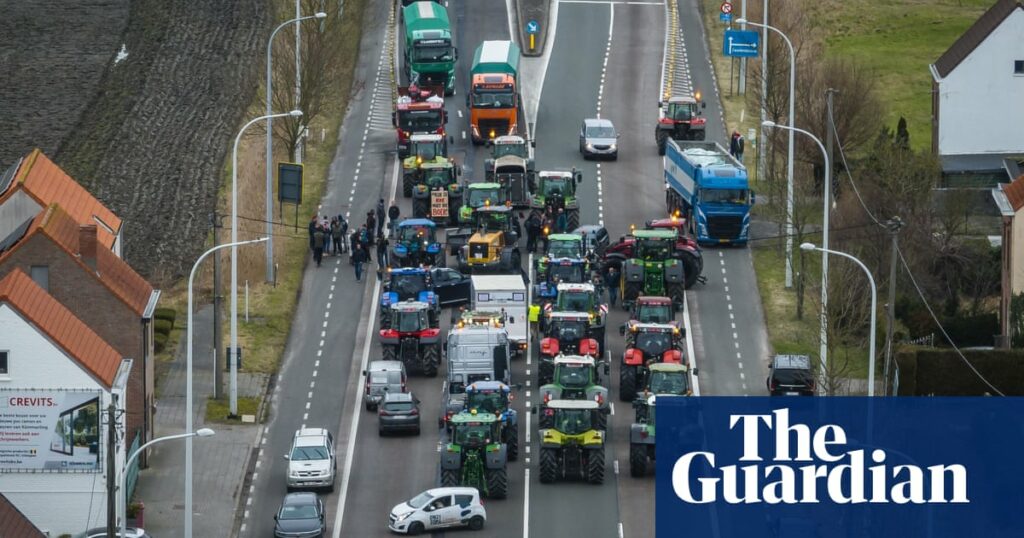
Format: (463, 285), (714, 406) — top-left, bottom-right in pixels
(0, 390), (102, 471)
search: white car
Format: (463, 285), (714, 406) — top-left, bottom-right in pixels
(388, 487), (486, 534)
(285, 427), (336, 491)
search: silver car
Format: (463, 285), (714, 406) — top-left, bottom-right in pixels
(579, 118), (619, 160)
(363, 360), (407, 411)
(285, 427), (336, 491)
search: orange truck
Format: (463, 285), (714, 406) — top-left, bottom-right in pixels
(468, 40), (521, 145)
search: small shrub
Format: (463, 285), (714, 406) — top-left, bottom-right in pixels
(154, 307), (177, 324)
(943, 313), (998, 348)
(154, 319), (173, 336)
(154, 332), (169, 353)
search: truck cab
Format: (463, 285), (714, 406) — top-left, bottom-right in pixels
(445, 324), (511, 405)
(469, 41), (521, 144)
(402, 2), (458, 95)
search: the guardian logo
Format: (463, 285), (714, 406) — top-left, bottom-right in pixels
(672, 408), (969, 505)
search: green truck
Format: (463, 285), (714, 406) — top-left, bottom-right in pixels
(402, 1), (458, 96)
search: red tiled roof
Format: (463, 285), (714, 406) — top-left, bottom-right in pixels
(0, 269), (121, 387)
(0, 204), (155, 316)
(0, 493), (45, 538)
(0, 149), (121, 249)
(1004, 175), (1024, 212)
(932, 0), (1024, 79)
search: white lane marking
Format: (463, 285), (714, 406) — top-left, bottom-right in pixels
(305, 401), (311, 410)
(457, 109), (463, 118)
(522, 468), (530, 538)
(525, 407), (531, 444)
(610, 402), (615, 415)
(619, 522), (625, 538)
(592, 2), (614, 226)
(684, 290), (700, 396)
(613, 459), (619, 474)
(332, 155), (400, 538)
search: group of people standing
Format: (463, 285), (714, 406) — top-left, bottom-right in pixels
(523, 207), (569, 254)
(308, 198), (401, 282)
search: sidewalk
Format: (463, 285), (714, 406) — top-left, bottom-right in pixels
(134, 304), (268, 536)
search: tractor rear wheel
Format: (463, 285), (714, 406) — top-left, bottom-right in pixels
(629, 445), (648, 477)
(656, 131), (668, 156)
(382, 345), (398, 362)
(539, 448), (558, 483)
(441, 469), (459, 488)
(623, 281), (642, 307)
(667, 282), (686, 312)
(379, 307), (391, 330)
(538, 362), (553, 386)
(505, 424), (519, 461)
(587, 448), (606, 484)
(485, 467), (508, 499)
(620, 365), (637, 401)
(595, 410), (608, 430)
(422, 344), (440, 377)
(566, 209), (580, 232)
(403, 175), (413, 198)
(412, 197), (429, 219)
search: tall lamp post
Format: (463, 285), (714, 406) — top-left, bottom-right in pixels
(188, 237), (266, 537)
(266, 11), (326, 284)
(801, 243), (877, 396)
(763, 120), (831, 388)
(737, 17), (796, 289)
(121, 429), (215, 537)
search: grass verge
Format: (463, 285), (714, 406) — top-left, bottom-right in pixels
(205, 397), (261, 423)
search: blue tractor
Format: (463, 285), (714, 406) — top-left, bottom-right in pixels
(443, 381), (519, 461)
(533, 257), (591, 309)
(380, 268), (440, 329)
(391, 219), (444, 267)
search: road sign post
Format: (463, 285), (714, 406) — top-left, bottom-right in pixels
(719, 2), (733, 22)
(526, 20), (539, 52)
(723, 29), (760, 58)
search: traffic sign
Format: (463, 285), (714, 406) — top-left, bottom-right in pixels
(526, 20), (539, 35)
(723, 29), (760, 58)
(720, 2), (732, 14)
(720, 12), (732, 22)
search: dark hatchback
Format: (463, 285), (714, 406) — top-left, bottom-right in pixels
(767, 355), (816, 396)
(274, 492), (326, 537)
(379, 392), (422, 436)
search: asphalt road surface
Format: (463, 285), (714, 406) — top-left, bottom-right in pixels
(239, 0), (771, 536)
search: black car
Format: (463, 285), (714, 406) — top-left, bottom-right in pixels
(767, 355), (816, 396)
(274, 492), (326, 538)
(431, 267), (472, 306)
(378, 392), (422, 436)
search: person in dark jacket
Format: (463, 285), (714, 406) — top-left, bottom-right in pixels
(376, 199), (386, 236)
(358, 225), (372, 262)
(349, 229), (361, 262)
(388, 200), (400, 236)
(352, 244), (366, 281)
(376, 234), (389, 269)
(604, 265), (621, 307)
(525, 212), (541, 253)
(308, 215), (319, 250)
(366, 212), (377, 246)
(312, 225), (326, 267)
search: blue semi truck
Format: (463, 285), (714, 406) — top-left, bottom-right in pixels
(664, 139), (754, 245)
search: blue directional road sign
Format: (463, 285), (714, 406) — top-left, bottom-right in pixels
(719, 12), (732, 22)
(723, 29), (759, 58)
(526, 20), (539, 35)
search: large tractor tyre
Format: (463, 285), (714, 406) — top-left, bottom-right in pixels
(505, 426), (519, 461)
(485, 467), (508, 499)
(407, 522), (425, 536)
(629, 445), (649, 477)
(595, 410), (608, 430)
(403, 175), (414, 198)
(566, 209), (580, 232)
(539, 448), (559, 484)
(622, 281), (643, 307)
(441, 468), (460, 488)
(538, 411), (553, 430)
(382, 345), (398, 362)
(679, 250), (702, 289)
(379, 308), (391, 330)
(587, 448), (606, 485)
(620, 365), (637, 401)
(412, 197), (429, 219)
(667, 282), (686, 313)
(422, 344), (440, 377)
(694, 130), (706, 141)
(656, 130), (668, 156)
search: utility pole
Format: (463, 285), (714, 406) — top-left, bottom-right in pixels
(738, 0), (747, 95)
(825, 88), (838, 195)
(758, 0), (768, 184)
(883, 216), (903, 395)
(105, 397), (119, 537)
(295, 0), (304, 166)
(212, 212), (224, 399)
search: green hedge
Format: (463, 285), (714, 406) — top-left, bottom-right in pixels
(154, 307), (177, 324)
(154, 319), (173, 336)
(894, 348), (1024, 395)
(154, 332), (169, 353)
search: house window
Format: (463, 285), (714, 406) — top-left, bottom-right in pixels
(0, 351), (8, 376)
(1016, 60), (1024, 75)
(30, 265), (48, 290)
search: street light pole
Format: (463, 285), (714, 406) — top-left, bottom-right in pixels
(188, 238), (265, 537)
(801, 243), (877, 396)
(738, 18), (795, 289)
(122, 429), (214, 538)
(233, 111), (301, 420)
(265, 12), (326, 284)
(763, 121), (830, 391)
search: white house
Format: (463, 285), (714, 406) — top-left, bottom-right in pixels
(0, 268), (131, 536)
(930, 0), (1024, 175)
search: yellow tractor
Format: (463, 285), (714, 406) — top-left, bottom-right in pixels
(455, 205), (521, 273)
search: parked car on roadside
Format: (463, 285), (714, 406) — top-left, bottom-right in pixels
(285, 427), (337, 491)
(274, 492), (325, 537)
(379, 391), (422, 436)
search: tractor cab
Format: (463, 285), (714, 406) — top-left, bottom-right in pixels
(645, 363), (692, 397)
(461, 183), (509, 223)
(407, 133), (448, 162)
(450, 412), (500, 447)
(544, 233), (585, 259)
(464, 382), (512, 415)
(633, 229), (678, 261)
(489, 135), (532, 159)
(660, 95), (703, 122)
(629, 296), (676, 325)
(656, 93), (707, 154)
(392, 219), (442, 267)
(387, 300), (436, 333)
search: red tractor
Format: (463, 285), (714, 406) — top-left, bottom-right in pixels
(628, 296), (677, 325)
(603, 215), (704, 289)
(379, 301), (442, 376)
(655, 93), (707, 155)
(618, 322), (686, 401)
(537, 311), (601, 385)
(394, 83), (447, 158)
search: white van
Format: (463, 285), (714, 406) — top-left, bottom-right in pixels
(470, 275), (528, 355)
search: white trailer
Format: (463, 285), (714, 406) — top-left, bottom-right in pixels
(471, 274), (528, 355)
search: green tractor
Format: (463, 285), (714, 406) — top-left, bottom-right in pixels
(537, 400), (606, 484)
(620, 229), (687, 310)
(530, 170), (583, 233)
(402, 133), (451, 197)
(440, 411), (509, 498)
(629, 394), (658, 477)
(458, 182), (509, 224)
(538, 355), (610, 430)
(411, 161), (463, 225)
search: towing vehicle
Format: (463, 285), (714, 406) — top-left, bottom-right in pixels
(665, 139), (754, 245)
(536, 400), (606, 484)
(537, 311), (600, 385)
(530, 169), (583, 233)
(458, 183), (509, 224)
(443, 381), (519, 461)
(401, 1), (457, 95)
(619, 322), (686, 401)
(629, 394), (658, 477)
(391, 219), (444, 267)
(484, 135), (535, 207)
(543, 282), (607, 351)
(455, 205), (521, 273)
(628, 296), (676, 324)
(411, 160), (463, 225)
(468, 41), (521, 144)
(604, 216), (704, 289)
(619, 229), (687, 310)
(379, 268), (440, 329)
(655, 93), (707, 155)
(393, 83), (446, 158)
(538, 355), (610, 429)
(379, 301), (442, 376)
(402, 133), (451, 197)
(532, 258), (590, 308)
(440, 411), (509, 498)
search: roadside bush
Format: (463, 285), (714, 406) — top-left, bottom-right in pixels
(154, 319), (173, 337)
(943, 313), (998, 348)
(894, 348), (1024, 395)
(154, 307), (177, 325)
(154, 332), (169, 353)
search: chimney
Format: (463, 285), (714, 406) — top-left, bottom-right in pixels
(79, 224), (98, 270)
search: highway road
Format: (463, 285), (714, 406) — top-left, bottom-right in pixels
(237, 0), (772, 536)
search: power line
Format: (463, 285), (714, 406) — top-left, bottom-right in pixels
(896, 245), (1005, 396)
(827, 95), (886, 228)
